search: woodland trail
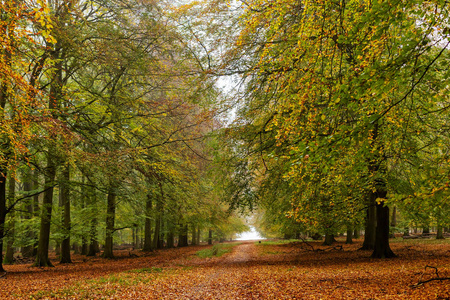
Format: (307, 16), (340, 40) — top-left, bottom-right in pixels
(1, 240), (450, 299)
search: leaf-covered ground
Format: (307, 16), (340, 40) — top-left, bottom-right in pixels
(1, 239), (449, 299)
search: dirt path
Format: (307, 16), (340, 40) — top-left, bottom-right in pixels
(1, 240), (450, 299)
(171, 242), (259, 300)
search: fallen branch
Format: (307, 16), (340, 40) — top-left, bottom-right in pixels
(410, 265), (450, 288)
(0, 271), (6, 279)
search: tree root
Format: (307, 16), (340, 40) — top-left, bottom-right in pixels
(297, 237), (343, 252)
(410, 265), (450, 288)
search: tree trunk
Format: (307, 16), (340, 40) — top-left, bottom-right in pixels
(4, 175), (15, 264)
(102, 188), (116, 259)
(21, 167), (35, 258)
(196, 227), (201, 245)
(403, 227), (410, 237)
(178, 224), (188, 247)
(361, 191), (376, 250)
(87, 186), (99, 256)
(166, 224), (175, 249)
(32, 169), (40, 257)
(60, 164), (71, 264)
(346, 226), (353, 244)
(323, 233), (335, 246)
(436, 225), (445, 240)
(422, 226), (430, 234)
(34, 155), (56, 267)
(371, 200), (396, 258)
(208, 229), (213, 245)
(143, 194), (153, 251)
(353, 227), (360, 239)
(0, 172), (7, 272)
(389, 205), (397, 238)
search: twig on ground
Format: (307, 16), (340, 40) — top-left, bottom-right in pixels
(410, 265), (450, 288)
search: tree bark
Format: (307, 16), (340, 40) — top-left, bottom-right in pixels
(143, 194), (153, 251)
(371, 200), (396, 258)
(178, 224), (188, 247)
(21, 167), (35, 258)
(361, 192), (376, 250)
(87, 186), (99, 256)
(323, 233), (335, 246)
(60, 164), (71, 263)
(0, 172), (7, 272)
(208, 229), (213, 245)
(102, 188), (116, 259)
(4, 175), (15, 264)
(436, 225), (445, 240)
(346, 226), (353, 244)
(389, 205), (397, 238)
(34, 154), (56, 267)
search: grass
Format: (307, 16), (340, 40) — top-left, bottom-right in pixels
(196, 243), (238, 258)
(127, 267), (163, 274)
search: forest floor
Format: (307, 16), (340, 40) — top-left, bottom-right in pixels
(0, 238), (449, 299)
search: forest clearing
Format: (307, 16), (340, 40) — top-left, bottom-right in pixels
(1, 1), (450, 299)
(1, 238), (449, 299)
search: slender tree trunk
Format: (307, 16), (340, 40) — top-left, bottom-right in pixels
(102, 188), (116, 259)
(60, 164), (71, 263)
(32, 169), (40, 257)
(152, 200), (161, 250)
(87, 186), (99, 256)
(196, 227), (201, 245)
(389, 205), (397, 238)
(143, 194), (153, 251)
(4, 175), (15, 264)
(0, 172), (7, 273)
(35, 154), (56, 267)
(208, 229), (213, 245)
(22, 168), (35, 258)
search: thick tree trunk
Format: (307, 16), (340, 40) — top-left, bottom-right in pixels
(361, 192), (376, 250)
(323, 233), (335, 246)
(422, 226), (430, 234)
(436, 225), (445, 240)
(178, 224), (188, 247)
(35, 155), (56, 267)
(166, 224), (175, 249)
(60, 164), (71, 263)
(353, 226), (360, 239)
(143, 194), (153, 251)
(403, 227), (410, 237)
(371, 200), (396, 258)
(346, 226), (353, 244)
(102, 189), (116, 259)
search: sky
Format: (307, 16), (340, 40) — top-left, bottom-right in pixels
(236, 226), (265, 240)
